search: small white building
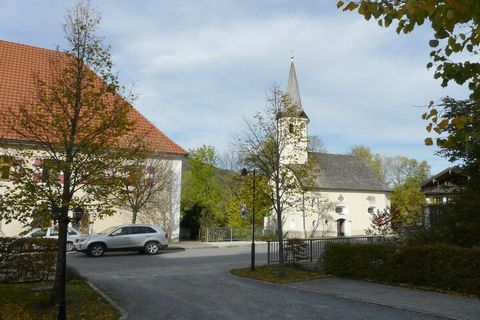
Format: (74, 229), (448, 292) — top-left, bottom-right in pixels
(267, 59), (390, 238)
(0, 40), (187, 240)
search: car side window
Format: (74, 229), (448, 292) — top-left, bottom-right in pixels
(31, 230), (47, 237)
(68, 230), (78, 235)
(110, 228), (126, 236)
(50, 229), (59, 236)
(131, 227), (146, 234)
(145, 227), (157, 234)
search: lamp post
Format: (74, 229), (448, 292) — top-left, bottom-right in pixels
(51, 205), (85, 320)
(241, 168), (256, 271)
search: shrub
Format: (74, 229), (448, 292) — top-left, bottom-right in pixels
(323, 243), (480, 296)
(0, 237), (57, 283)
(285, 238), (308, 264)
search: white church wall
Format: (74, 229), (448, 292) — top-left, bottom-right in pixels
(278, 189), (390, 238)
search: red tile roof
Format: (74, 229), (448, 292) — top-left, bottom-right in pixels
(0, 40), (187, 156)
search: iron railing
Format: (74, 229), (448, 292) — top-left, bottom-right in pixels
(200, 227), (276, 242)
(266, 235), (388, 264)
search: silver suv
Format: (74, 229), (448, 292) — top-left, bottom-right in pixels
(74, 224), (168, 257)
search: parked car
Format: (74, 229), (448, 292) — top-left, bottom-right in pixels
(23, 227), (83, 251)
(74, 224), (169, 257)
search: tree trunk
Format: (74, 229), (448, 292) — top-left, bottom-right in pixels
(132, 209), (138, 224)
(52, 209), (68, 316)
(276, 195), (286, 277)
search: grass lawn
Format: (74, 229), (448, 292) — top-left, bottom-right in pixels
(231, 264), (329, 284)
(0, 279), (120, 320)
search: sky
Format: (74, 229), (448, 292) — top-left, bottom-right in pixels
(0, 1), (469, 174)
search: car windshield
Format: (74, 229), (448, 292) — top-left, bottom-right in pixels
(98, 226), (119, 235)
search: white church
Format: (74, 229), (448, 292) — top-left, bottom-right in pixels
(266, 59), (391, 238)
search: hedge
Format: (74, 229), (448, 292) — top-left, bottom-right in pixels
(323, 243), (480, 296)
(0, 237), (57, 283)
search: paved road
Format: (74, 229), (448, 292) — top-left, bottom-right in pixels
(68, 245), (443, 320)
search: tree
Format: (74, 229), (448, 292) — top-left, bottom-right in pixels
(235, 86), (316, 276)
(383, 156), (431, 188)
(181, 145), (225, 236)
(308, 135), (328, 153)
(349, 145), (385, 182)
(118, 151), (175, 224)
(0, 1), (135, 312)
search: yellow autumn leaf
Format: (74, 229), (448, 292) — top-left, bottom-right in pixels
(344, 1), (359, 11)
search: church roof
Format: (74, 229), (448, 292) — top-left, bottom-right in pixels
(307, 152), (390, 192)
(0, 40), (187, 156)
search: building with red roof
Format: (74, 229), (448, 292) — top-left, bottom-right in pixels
(0, 40), (187, 239)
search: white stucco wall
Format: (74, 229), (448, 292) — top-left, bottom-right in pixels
(268, 189), (390, 238)
(0, 147), (183, 240)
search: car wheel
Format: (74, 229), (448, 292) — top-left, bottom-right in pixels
(66, 241), (74, 252)
(88, 243), (105, 257)
(144, 242), (159, 255)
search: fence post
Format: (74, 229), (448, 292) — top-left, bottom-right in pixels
(267, 241), (270, 265)
(206, 228), (209, 242)
(230, 228), (233, 242)
(309, 239), (313, 262)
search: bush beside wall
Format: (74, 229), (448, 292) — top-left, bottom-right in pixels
(0, 237), (57, 283)
(323, 243), (480, 296)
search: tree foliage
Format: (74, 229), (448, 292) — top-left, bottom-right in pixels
(349, 145), (386, 182)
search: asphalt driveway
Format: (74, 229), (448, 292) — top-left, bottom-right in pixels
(68, 245), (445, 320)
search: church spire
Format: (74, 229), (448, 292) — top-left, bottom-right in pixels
(285, 56), (302, 110)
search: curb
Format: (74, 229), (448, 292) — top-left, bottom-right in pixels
(87, 281), (128, 320)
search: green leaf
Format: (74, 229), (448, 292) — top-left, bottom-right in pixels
(424, 137), (433, 146)
(429, 39), (439, 48)
(336, 1), (344, 9)
(426, 62), (433, 69)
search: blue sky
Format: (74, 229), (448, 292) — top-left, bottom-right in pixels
(0, 1), (469, 173)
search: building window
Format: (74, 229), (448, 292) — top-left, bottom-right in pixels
(368, 206), (378, 214)
(288, 123), (294, 133)
(0, 156), (13, 179)
(335, 205), (348, 215)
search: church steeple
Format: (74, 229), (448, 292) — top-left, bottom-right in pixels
(279, 56), (309, 165)
(286, 56), (302, 110)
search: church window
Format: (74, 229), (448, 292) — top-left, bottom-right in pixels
(367, 206), (378, 214)
(288, 123), (294, 134)
(335, 205), (348, 215)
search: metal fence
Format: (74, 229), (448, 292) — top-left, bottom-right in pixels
(266, 235), (388, 264)
(200, 226), (276, 242)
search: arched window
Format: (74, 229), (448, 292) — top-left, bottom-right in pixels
(288, 123), (294, 133)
